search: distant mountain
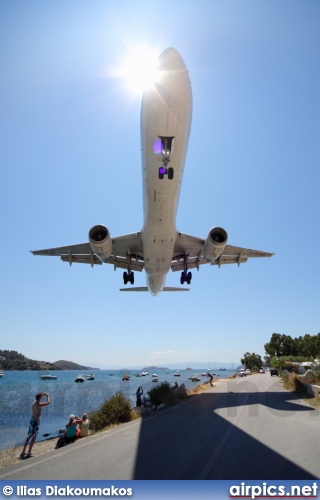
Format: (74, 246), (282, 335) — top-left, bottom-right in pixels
(53, 360), (98, 370)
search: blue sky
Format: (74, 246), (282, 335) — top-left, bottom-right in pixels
(1, 1), (319, 369)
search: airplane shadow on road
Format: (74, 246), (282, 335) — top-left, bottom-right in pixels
(133, 383), (318, 480)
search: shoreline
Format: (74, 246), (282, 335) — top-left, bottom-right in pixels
(0, 378), (230, 471)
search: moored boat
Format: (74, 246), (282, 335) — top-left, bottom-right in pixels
(75, 375), (85, 383)
(151, 374), (158, 382)
(86, 374), (95, 380)
(40, 374), (57, 380)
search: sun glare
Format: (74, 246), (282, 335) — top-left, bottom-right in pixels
(120, 47), (159, 93)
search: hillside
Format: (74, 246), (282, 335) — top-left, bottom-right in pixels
(0, 350), (60, 371)
(53, 360), (94, 370)
(0, 350), (94, 371)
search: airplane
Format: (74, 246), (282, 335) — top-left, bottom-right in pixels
(31, 47), (273, 296)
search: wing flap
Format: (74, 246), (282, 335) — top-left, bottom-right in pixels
(171, 234), (273, 271)
(31, 232), (144, 271)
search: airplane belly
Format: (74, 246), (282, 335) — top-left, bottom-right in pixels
(142, 226), (176, 276)
(141, 48), (192, 225)
(140, 48), (192, 286)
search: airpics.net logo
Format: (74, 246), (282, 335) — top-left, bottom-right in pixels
(229, 482), (318, 499)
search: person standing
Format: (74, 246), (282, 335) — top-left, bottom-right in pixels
(207, 372), (214, 386)
(20, 392), (51, 458)
(136, 386), (143, 407)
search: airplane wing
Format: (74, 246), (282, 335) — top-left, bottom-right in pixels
(31, 232), (144, 272)
(171, 232), (273, 272)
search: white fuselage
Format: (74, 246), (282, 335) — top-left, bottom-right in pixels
(140, 48), (192, 295)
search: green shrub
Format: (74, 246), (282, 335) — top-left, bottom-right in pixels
(90, 392), (132, 431)
(148, 381), (177, 407)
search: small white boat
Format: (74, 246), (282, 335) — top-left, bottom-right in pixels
(201, 373), (207, 376)
(86, 374), (95, 380)
(141, 371), (149, 376)
(122, 374), (130, 381)
(75, 375), (85, 383)
(0, 371), (4, 378)
(151, 374), (158, 382)
(174, 371), (180, 377)
(191, 374), (201, 382)
(40, 374), (57, 380)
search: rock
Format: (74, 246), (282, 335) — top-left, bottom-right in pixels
(157, 403), (166, 410)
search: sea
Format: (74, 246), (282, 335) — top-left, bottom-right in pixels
(0, 368), (235, 451)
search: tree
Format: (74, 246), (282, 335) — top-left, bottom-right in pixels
(264, 332), (320, 362)
(264, 333), (298, 359)
(241, 352), (263, 371)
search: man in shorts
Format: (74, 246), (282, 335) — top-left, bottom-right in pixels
(20, 392), (51, 458)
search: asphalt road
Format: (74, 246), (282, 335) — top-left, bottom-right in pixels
(1, 373), (319, 480)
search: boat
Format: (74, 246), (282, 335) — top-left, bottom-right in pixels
(86, 374), (95, 380)
(174, 371), (180, 377)
(0, 370), (4, 378)
(40, 374), (57, 380)
(141, 371), (149, 376)
(151, 374), (158, 382)
(122, 374), (130, 381)
(75, 375), (85, 383)
(201, 373), (207, 376)
(191, 374), (201, 382)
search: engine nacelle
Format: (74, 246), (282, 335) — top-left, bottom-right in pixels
(89, 225), (113, 262)
(203, 227), (228, 262)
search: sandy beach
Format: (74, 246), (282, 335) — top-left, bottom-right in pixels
(0, 437), (59, 470)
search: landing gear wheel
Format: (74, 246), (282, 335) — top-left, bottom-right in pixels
(158, 168), (164, 180)
(123, 271), (128, 285)
(180, 271), (186, 285)
(186, 271), (192, 285)
(130, 271), (134, 285)
(168, 167), (174, 180)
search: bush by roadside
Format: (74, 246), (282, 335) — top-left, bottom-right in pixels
(90, 392), (135, 431)
(148, 381), (177, 407)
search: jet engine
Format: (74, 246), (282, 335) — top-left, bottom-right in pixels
(203, 227), (228, 262)
(89, 225), (113, 262)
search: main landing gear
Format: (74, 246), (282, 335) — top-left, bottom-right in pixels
(180, 254), (192, 285)
(123, 251), (134, 285)
(180, 271), (192, 285)
(123, 271), (134, 285)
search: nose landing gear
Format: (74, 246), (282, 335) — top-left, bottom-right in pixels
(158, 166), (174, 180)
(158, 136), (174, 180)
